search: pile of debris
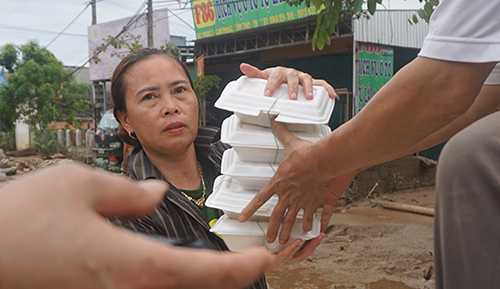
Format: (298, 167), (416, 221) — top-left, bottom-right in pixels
(0, 149), (73, 184)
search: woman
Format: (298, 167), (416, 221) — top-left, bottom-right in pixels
(110, 48), (333, 288)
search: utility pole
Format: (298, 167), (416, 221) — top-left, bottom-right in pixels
(147, 0), (153, 47)
(91, 0), (96, 25)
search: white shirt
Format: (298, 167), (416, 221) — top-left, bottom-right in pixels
(418, 0), (500, 84)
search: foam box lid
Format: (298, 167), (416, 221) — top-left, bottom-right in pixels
(210, 214), (320, 239)
(206, 175), (277, 216)
(221, 148), (278, 178)
(215, 76), (335, 124)
(220, 115), (331, 149)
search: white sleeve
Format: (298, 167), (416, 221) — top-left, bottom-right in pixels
(484, 63), (500, 86)
(418, 0), (500, 63)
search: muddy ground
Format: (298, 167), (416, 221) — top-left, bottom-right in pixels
(267, 187), (435, 289)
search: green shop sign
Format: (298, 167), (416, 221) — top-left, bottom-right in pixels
(191, 0), (318, 39)
(356, 42), (394, 112)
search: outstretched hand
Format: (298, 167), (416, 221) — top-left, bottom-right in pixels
(240, 62), (337, 100)
(239, 120), (333, 244)
(0, 164), (274, 289)
(240, 120), (359, 243)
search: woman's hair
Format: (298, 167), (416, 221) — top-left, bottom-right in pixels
(111, 48), (194, 147)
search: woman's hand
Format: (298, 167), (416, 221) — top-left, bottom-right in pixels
(240, 63), (337, 100)
(270, 233), (326, 270)
(0, 164), (274, 289)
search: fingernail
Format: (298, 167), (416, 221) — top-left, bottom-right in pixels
(297, 240), (304, 248)
(265, 89), (271, 96)
(308, 91), (313, 97)
(138, 180), (169, 196)
(270, 119), (278, 127)
(290, 92), (297, 99)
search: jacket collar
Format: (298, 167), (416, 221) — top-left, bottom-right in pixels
(127, 127), (221, 230)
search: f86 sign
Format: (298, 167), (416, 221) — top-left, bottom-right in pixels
(193, 0), (216, 29)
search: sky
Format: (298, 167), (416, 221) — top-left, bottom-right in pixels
(0, 0), (423, 67)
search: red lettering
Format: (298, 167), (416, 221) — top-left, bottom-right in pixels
(194, 4), (202, 24)
(207, 0), (215, 21)
(374, 45), (381, 54)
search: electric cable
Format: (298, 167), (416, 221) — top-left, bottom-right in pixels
(0, 24), (87, 37)
(44, 3), (91, 48)
(69, 0), (148, 77)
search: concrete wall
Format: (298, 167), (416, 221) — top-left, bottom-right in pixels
(350, 156), (437, 200)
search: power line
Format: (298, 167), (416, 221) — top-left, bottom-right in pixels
(44, 3), (90, 48)
(100, 0), (137, 12)
(69, 1), (148, 77)
(166, 7), (194, 29)
(0, 24), (87, 37)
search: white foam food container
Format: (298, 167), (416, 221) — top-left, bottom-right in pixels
(221, 148), (277, 191)
(211, 214), (320, 253)
(206, 175), (303, 222)
(221, 114), (331, 163)
(215, 76), (335, 131)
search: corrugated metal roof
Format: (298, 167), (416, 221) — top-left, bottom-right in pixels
(353, 10), (429, 49)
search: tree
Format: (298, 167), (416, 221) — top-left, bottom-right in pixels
(0, 44), (18, 73)
(285, 0), (439, 50)
(194, 75), (221, 126)
(0, 41), (90, 133)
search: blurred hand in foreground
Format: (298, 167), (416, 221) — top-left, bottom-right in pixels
(0, 163), (274, 289)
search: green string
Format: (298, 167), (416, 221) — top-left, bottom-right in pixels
(257, 221), (266, 246)
(268, 162), (276, 173)
(213, 179), (238, 191)
(267, 92), (287, 164)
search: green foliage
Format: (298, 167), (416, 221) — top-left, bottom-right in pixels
(409, 0), (439, 24)
(0, 44), (18, 73)
(91, 33), (182, 63)
(0, 41), (90, 133)
(193, 75), (221, 101)
(0, 131), (15, 151)
(162, 42), (181, 58)
(33, 129), (58, 157)
(287, 0), (439, 50)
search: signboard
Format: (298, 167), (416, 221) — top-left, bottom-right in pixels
(88, 8), (170, 81)
(191, 0), (318, 39)
(355, 42), (393, 112)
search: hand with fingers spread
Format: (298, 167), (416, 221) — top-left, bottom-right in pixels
(240, 120), (334, 244)
(0, 163), (274, 289)
(240, 63), (337, 100)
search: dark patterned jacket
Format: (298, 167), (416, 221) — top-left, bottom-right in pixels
(111, 127), (267, 289)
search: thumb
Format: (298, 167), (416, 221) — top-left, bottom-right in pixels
(240, 63), (267, 79)
(271, 119), (298, 147)
(88, 171), (168, 218)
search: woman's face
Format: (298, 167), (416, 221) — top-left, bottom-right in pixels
(118, 55), (198, 155)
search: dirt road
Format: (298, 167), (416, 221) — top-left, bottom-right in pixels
(267, 188), (435, 289)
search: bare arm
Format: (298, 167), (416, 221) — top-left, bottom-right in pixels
(401, 84), (500, 156)
(314, 58), (496, 176)
(0, 164), (274, 289)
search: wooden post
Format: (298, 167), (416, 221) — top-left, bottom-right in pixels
(378, 201), (434, 216)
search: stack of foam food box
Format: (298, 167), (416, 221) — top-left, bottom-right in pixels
(206, 76), (335, 253)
